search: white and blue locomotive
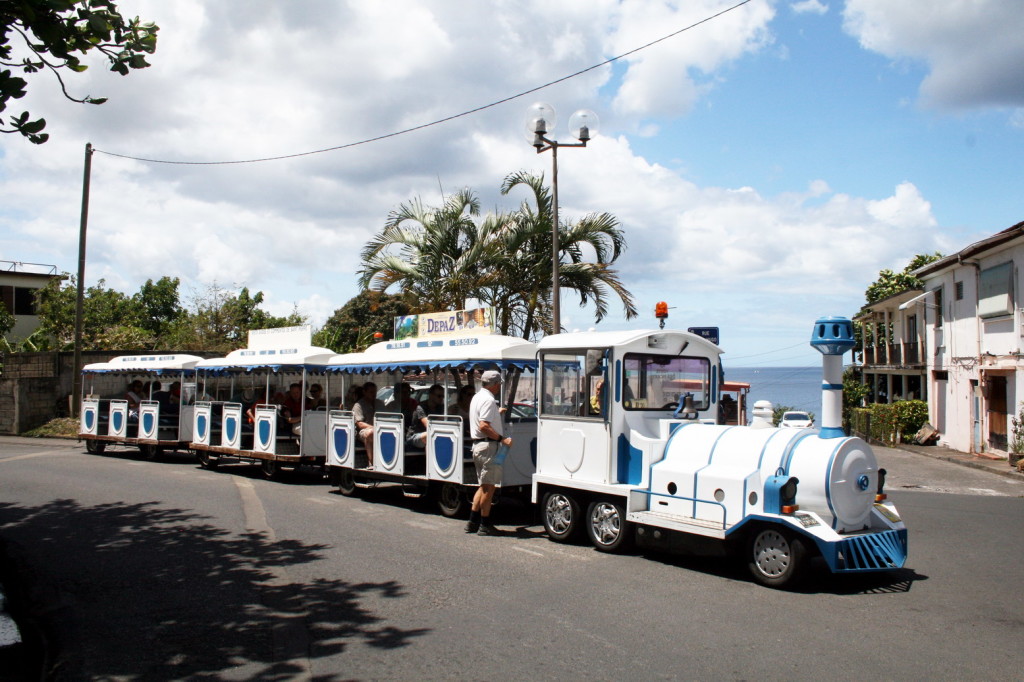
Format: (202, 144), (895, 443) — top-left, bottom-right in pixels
(532, 316), (907, 588)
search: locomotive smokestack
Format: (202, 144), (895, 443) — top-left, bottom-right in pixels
(810, 316), (855, 439)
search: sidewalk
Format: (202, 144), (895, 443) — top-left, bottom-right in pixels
(894, 442), (1024, 482)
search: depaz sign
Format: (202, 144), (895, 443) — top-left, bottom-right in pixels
(687, 326), (720, 345)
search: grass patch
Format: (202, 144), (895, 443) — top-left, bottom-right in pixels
(22, 417), (79, 439)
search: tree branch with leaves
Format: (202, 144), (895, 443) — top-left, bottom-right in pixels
(0, 0), (158, 143)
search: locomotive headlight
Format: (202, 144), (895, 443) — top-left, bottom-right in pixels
(780, 477), (799, 514)
(875, 468), (888, 502)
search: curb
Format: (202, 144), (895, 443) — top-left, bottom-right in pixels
(894, 445), (1024, 483)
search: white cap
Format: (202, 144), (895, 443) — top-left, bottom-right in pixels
(480, 370), (501, 385)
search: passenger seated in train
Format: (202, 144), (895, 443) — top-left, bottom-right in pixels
(246, 388), (273, 425)
(306, 383), (327, 410)
(352, 381), (385, 466)
(281, 382), (304, 435)
(343, 385), (363, 410)
(406, 383), (446, 450)
(449, 385), (475, 433)
(166, 382), (181, 414)
(126, 380), (144, 420)
(393, 383), (420, 428)
(590, 379), (605, 416)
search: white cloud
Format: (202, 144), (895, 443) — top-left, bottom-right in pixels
(842, 0), (1024, 109)
(791, 1), (828, 16)
(608, 0), (776, 120)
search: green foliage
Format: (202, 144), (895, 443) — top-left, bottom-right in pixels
(863, 252), (942, 305)
(33, 274), (144, 350)
(31, 276), (302, 352)
(315, 290), (411, 352)
(165, 283), (307, 352)
(359, 171), (638, 339)
(0, 0), (158, 143)
(1009, 403), (1024, 454)
(0, 300), (14, 336)
(841, 367), (870, 431)
(853, 400), (929, 445)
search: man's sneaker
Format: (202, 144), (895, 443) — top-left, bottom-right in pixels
(477, 524), (500, 536)
(464, 521), (480, 534)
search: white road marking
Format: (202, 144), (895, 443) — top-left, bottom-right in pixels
(232, 477), (312, 680)
(512, 546), (544, 557)
(305, 496), (334, 505)
(405, 520), (444, 531)
(967, 488), (1000, 496)
(0, 451), (64, 463)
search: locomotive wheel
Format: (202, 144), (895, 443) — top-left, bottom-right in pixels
(85, 440), (106, 455)
(543, 491), (581, 542)
(747, 526), (808, 589)
(337, 469), (358, 497)
(261, 459), (279, 480)
(586, 499), (634, 553)
(437, 482), (466, 517)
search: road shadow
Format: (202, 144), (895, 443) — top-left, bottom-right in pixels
(636, 547), (927, 595)
(0, 498), (428, 680)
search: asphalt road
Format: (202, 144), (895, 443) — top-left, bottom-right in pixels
(0, 437), (1021, 680)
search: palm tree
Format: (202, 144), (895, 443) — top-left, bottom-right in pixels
(358, 188), (485, 313)
(490, 170), (638, 337)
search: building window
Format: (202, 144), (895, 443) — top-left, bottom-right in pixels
(0, 285), (38, 316)
(932, 287), (943, 328)
(955, 281), (964, 300)
(978, 262), (1013, 318)
(933, 370), (948, 381)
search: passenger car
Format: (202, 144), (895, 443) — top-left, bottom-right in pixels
(779, 410), (814, 428)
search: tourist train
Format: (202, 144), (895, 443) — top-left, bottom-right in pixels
(78, 314), (907, 588)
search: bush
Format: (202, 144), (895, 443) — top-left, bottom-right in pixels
(851, 400), (928, 445)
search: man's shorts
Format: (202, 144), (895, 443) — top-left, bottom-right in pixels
(471, 440), (503, 485)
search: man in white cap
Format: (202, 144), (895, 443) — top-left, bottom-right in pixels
(465, 370), (512, 535)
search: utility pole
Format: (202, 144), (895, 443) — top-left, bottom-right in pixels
(71, 143), (93, 417)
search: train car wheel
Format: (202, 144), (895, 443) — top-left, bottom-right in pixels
(337, 469), (358, 496)
(543, 491), (581, 542)
(261, 459), (279, 480)
(437, 483), (466, 517)
(747, 526), (807, 589)
(139, 444), (161, 460)
(85, 440), (106, 455)
(586, 500), (634, 553)
(197, 450), (218, 470)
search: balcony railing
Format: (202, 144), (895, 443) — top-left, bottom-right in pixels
(862, 342), (922, 366)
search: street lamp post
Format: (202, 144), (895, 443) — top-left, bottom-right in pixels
(524, 103), (598, 335)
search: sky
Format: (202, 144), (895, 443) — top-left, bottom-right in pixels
(2, 0), (1023, 367)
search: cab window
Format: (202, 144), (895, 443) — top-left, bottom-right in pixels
(540, 351), (605, 419)
(622, 354), (710, 411)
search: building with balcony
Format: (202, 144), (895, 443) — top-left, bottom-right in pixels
(0, 261), (62, 343)
(855, 288), (929, 405)
(908, 220), (1024, 456)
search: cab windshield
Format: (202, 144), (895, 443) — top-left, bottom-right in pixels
(622, 354), (710, 411)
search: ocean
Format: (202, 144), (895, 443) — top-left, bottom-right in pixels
(724, 366), (823, 420)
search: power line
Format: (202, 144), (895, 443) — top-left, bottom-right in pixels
(728, 341), (807, 361)
(94, 0), (754, 166)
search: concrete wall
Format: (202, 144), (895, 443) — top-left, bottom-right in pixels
(0, 351), (118, 434)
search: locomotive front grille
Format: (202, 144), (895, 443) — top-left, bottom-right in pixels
(827, 529), (908, 572)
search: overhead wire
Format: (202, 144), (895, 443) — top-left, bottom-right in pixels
(93, 0), (754, 166)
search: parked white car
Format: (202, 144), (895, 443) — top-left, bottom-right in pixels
(779, 410), (814, 428)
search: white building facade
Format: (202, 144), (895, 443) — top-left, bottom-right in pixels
(911, 221), (1024, 456)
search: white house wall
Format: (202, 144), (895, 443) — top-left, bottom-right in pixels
(921, 234), (1024, 455)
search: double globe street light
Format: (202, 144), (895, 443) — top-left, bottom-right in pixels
(524, 102), (599, 335)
